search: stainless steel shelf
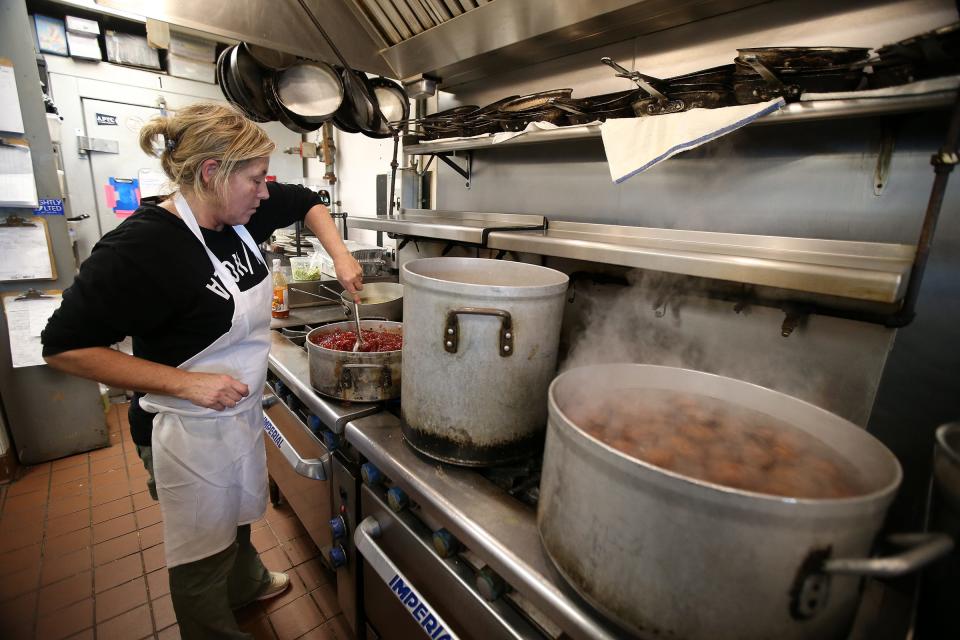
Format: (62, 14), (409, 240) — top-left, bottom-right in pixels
(404, 90), (957, 155)
(488, 222), (915, 303)
(346, 209), (546, 243)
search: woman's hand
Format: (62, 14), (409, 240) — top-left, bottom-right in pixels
(181, 372), (250, 411)
(333, 252), (364, 301)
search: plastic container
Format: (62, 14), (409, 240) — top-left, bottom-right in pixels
(271, 259), (289, 318)
(166, 53), (215, 83)
(289, 255), (321, 281)
(105, 31), (160, 69)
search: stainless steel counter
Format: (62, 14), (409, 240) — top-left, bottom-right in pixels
(346, 209), (546, 244)
(488, 221), (915, 303)
(345, 412), (629, 640)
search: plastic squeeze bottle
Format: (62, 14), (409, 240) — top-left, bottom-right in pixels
(271, 259), (290, 319)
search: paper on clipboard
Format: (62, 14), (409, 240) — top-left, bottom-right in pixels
(0, 216), (56, 281)
(2, 291), (62, 367)
(0, 59), (25, 134)
(0, 138), (39, 207)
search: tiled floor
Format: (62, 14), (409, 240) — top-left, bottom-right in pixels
(0, 403), (353, 640)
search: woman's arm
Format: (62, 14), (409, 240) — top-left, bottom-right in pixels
(44, 347), (249, 411)
(303, 204), (363, 296)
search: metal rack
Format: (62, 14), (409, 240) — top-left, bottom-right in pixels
(403, 89), (958, 155)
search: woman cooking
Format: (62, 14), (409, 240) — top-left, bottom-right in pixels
(41, 103), (363, 639)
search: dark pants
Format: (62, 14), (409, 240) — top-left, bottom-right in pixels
(137, 445), (272, 640)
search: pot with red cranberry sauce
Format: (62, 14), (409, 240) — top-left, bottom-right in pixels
(537, 363), (952, 640)
(305, 320), (402, 402)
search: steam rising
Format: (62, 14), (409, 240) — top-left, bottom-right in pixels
(558, 269), (843, 421)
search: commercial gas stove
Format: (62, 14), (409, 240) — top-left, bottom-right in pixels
(263, 304), (628, 640)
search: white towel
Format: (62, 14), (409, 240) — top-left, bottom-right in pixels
(600, 99), (785, 183)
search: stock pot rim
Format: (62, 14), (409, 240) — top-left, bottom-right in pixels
(403, 257), (569, 296)
(548, 363), (903, 508)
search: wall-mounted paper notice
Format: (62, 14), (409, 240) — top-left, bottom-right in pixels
(0, 139), (39, 207)
(0, 59), (25, 134)
(138, 167), (169, 199)
(2, 292), (62, 368)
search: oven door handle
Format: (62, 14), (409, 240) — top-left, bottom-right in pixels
(262, 409), (329, 481)
(355, 516), (461, 640)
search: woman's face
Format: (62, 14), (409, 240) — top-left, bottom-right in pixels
(219, 157), (270, 226)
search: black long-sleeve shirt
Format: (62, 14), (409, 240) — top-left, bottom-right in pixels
(42, 182), (322, 445)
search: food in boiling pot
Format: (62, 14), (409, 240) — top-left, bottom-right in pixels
(309, 328), (402, 352)
(561, 389), (865, 499)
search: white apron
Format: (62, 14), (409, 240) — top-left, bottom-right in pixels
(140, 192), (272, 568)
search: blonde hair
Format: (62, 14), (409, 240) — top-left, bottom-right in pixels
(139, 103), (275, 200)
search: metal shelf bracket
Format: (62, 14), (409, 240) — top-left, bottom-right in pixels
(435, 151), (472, 188)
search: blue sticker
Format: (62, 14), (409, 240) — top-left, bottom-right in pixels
(34, 198), (65, 216)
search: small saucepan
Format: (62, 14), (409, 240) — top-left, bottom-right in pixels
(341, 282), (403, 321)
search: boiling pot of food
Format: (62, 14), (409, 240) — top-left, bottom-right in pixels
(305, 320), (402, 402)
(538, 363), (952, 639)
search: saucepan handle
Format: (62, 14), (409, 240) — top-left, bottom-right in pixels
(354, 516), (461, 640)
(823, 532), (954, 577)
(444, 307), (513, 357)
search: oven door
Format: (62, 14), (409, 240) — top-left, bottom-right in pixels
(357, 484), (545, 640)
(262, 387), (333, 557)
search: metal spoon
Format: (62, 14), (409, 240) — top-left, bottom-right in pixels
(352, 298), (365, 352)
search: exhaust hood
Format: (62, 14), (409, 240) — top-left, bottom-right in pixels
(96, 0), (771, 88)
(349, 0), (773, 88)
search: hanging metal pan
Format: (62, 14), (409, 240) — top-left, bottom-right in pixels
(365, 77), (409, 138)
(218, 45), (268, 122)
(243, 42), (297, 71)
(274, 61), (344, 124)
(263, 73), (317, 133)
(333, 67), (378, 135)
(230, 43), (277, 122)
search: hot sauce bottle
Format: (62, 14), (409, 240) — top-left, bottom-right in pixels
(271, 258), (289, 319)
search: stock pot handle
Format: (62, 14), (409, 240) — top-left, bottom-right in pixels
(444, 307), (514, 357)
(355, 516), (461, 640)
(262, 405), (329, 481)
(823, 532), (954, 577)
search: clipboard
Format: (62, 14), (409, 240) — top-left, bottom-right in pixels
(1, 288), (63, 368)
(0, 136), (39, 207)
(0, 215), (57, 281)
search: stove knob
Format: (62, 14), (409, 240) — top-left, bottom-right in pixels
(361, 463), (383, 486)
(386, 486), (409, 512)
(329, 544), (347, 569)
(476, 567), (506, 601)
(329, 515), (346, 540)
(307, 415), (322, 434)
(322, 430), (340, 451)
(432, 528), (459, 558)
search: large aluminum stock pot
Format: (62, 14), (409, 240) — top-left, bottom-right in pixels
(306, 320), (402, 402)
(401, 258), (568, 466)
(538, 363), (952, 640)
